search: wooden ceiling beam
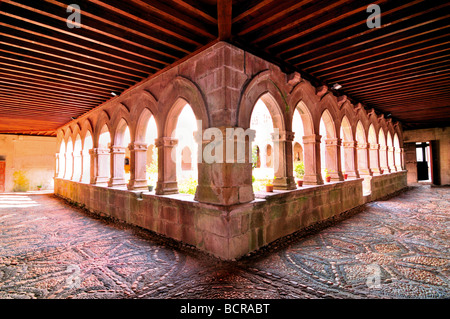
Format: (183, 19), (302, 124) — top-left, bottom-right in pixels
(232, 0), (275, 23)
(217, 0), (232, 41)
(171, 0), (217, 24)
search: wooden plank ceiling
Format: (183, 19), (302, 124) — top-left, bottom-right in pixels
(0, 0), (449, 136)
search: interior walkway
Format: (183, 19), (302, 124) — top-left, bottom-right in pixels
(0, 185), (448, 299)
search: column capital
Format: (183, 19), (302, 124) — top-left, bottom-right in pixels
(356, 142), (369, 149)
(379, 145), (387, 151)
(324, 138), (341, 146)
(128, 142), (148, 152)
(89, 148), (109, 155)
(342, 141), (356, 148)
(271, 130), (295, 142)
(155, 137), (178, 148)
(369, 143), (380, 150)
(109, 145), (126, 154)
(302, 134), (321, 144)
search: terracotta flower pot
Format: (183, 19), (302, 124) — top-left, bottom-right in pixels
(380, 169), (384, 174)
(265, 185), (273, 192)
(326, 176), (331, 183)
(148, 185), (154, 192)
(344, 174), (348, 180)
(297, 180), (303, 187)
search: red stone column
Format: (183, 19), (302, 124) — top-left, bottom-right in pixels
(127, 142), (148, 190)
(395, 148), (402, 171)
(155, 137), (178, 195)
(387, 146), (395, 172)
(108, 146), (127, 187)
(400, 147), (405, 170)
(195, 127), (255, 205)
(369, 143), (382, 175)
(324, 138), (344, 181)
(89, 148), (109, 185)
(342, 141), (359, 179)
(379, 145), (389, 173)
(357, 142), (372, 176)
(271, 130), (297, 190)
(302, 134), (324, 185)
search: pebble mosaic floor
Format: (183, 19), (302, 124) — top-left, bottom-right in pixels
(0, 185), (448, 299)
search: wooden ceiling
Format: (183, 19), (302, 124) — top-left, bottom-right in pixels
(1, 0), (449, 136)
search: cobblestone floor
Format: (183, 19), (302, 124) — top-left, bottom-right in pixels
(0, 185), (448, 299)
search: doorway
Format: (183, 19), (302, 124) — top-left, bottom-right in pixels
(415, 142), (431, 182)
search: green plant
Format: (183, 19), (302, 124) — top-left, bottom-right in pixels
(324, 168), (330, 178)
(178, 177), (197, 195)
(294, 161), (305, 179)
(13, 170), (29, 192)
(251, 145), (258, 169)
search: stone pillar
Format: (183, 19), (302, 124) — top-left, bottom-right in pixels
(89, 148), (109, 185)
(127, 142), (148, 190)
(271, 130), (297, 190)
(342, 141), (359, 179)
(195, 127), (255, 205)
(155, 137), (178, 195)
(324, 138), (344, 181)
(302, 134), (323, 185)
(395, 148), (402, 171)
(108, 146), (127, 187)
(64, 151), (73, 180)
(400, 147), (405, 170)
(356, 142), (372, 176)
(369, 143), (382, 175)
(379, 145), (389, 173)
(387, 146), (395, 172)
(81, 150), (90, 183)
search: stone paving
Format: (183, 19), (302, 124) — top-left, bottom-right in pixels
(0, 185), (448, 299)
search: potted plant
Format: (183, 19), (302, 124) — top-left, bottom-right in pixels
(294, 161), (305, 187)
(37, 184), (42, 191)
(324, 169), (331, 183)
(265, 179), (274, 192)
(343, 171), (348, 180)
(380, 169), (384, 174)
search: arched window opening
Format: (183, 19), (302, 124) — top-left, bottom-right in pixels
(65, 139), (73, 180)
(99, 124), (111, 181)
(394, 133), (401, 171)
(250, 99), (274, 191)
(292, 110), (305, 184)
(82, 131), (93, 183)
(356, 121), (371, 195)
(319, 110), (337, 182)
(340, 116), (353, 180)
(58, 141), (66, 178)
(72, 135), (82, 181)
(173, 103), (198, 195)
(387, 131), (395, 171)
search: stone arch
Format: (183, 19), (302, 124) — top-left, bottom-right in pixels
(72, 134), (83, 181)
(340, 115), (358, 179)
(160, 76), (209, 137)
(237, 71), (287, 130)
(93, 111), (111, 148)
(320, 109), (341, 181)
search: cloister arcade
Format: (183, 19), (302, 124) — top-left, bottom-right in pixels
(54, 42), (406, 259)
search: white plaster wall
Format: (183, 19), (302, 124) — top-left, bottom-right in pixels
(0, 134), (57, 192)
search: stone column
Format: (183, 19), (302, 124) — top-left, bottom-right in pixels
(324, 138), (344, 181)
(342, 141), (359, 179)
(127, 142), (148, 190)
(89, 148), (109, 185)
(81, 150), (90, 183)
(195, 127), (255, 205)
(302, 134), (323, 185)
(64, 151), (73, 180)
(379, 145), (389, 173)
(271, 130), (297, 190)
(356, 142), (372, 176)
(108, 146), (127, 187)
(387, 146), (395, 172)
(395, 148), (403, 171)
(400, 147), (405, 170)
(155, 137), (178, 195)
(369, 143), (382, 175)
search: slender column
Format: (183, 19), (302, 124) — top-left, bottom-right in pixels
(64, 151), (73, 180)
(81, 149), (90, 183)
(387, 146), (395, 172)
(155, 137), (178, 195)
(342, 141), (359, 179)
(89, 148), (109, 185)
(272, 130), (296, 190)
(369, 143), (382, 175)
(400, 147), (405, 170)
(127, 142), (148, 190)
(302, 134), (323, 185)
(379, 145), (389, 173)
(356, 142), (372, 176)
(395, 148), (402, 171)
(108, 146), (127, 187)
(324, 138), (344, 181)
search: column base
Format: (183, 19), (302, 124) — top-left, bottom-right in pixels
(127, 179), (149, 190)
(302, 174), (324, 185)
(155, 181), (178, 195)
(91, 176), (109, 186)
(370, 168), (382, 175)
(273, 176), (297, 190)
(108, 178), (127, 188)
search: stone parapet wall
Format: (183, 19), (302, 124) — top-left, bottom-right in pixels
(55, 175), (407, 260)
